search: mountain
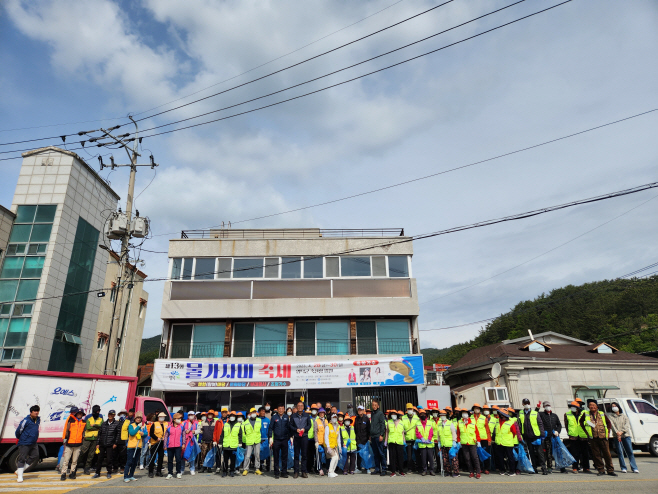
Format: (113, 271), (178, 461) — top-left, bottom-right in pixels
(139, 335), (161, 365)
(422, 275), (658, 366)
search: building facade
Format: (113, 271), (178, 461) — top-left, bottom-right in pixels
(444, 331), (658, 434)
(87, 249), (148, 377)
(153, 228), (424, 412)
(0, 206), (15, 258)
(0, 147), (119, 371)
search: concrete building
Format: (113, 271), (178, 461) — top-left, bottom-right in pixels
(444, 331), (658, 431)
(152, 228), (425, 412)
(0, 147), (119, 371)
(0, 206), (15, 259)
(87, 249), (148, 377)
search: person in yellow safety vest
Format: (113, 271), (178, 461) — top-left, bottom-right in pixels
(80, 405), (103, 475)
(401, 403), (420, 473)
(314, 407), (328, 476)
(456, 408), (482, 479)
(436, 410), (459, 477)
(241, 407), (263, 476)
(564, 401), (590, 473)
(148, 412), (168, 478)
(220, 412), (242, 478)
(415, 409), (436, 476)
(471, 403), (492, 475)
(384, 410), (405, 476)
(341, 415), (357, 475)
(324, 413), (342, 478)
(579, 400), (616, 477)
(493, 408), (522, 476)
(520, 398), (547, 475)
(485, 405), (498, 472)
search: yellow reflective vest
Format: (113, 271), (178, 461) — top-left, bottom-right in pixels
(387, 420), (405, 445)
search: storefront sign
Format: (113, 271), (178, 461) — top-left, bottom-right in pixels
(152, 355), (424, 391)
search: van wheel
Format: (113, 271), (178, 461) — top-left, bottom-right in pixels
(650, 435), (658, 457)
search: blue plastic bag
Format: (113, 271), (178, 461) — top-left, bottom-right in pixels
(57, 445), (65, 468)
(448, 443), (461, 460)
(318, 445), (326, 464)
(236, 446), (245, 465)
(477, 446), (491, 462)
(260, 440), (270, 460)
(337, 447), (348, 470)
(203, 447), (215, 468)
(551, 436), (575, 469)
(531, 438), (542, 446)
(183, 437), (200, 461)
(357, 443), (374, 470)
(514, 444), (535, 474)
(288, 441), (294, 466)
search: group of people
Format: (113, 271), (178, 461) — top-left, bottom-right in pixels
(12, 396), (640, 484)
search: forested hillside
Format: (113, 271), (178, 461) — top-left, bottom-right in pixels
(422, 276), (658, 366)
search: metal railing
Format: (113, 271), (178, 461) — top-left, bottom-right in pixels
(180, 228), (405, 239)
(165, 338), (417, 358)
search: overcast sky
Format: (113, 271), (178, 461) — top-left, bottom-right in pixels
(1, 0), (657, 349)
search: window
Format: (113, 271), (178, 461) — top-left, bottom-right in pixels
(137, 386), (151, 397)
(316, 322), (349, 355)
(0, 281), (19, 303)
(233, 258), (263, 278)
(182, 258), (193, 280)
(372, 256), (386, 277)
(194, 258), (215, 280)
(254, 323), (287, 357)
(325, 257), (339, 277)
(97, 337), (106, 350)
(281, 257), (301, 279)
(15, 279), (39, 301)
(356, 321), (377, 354)
(0, 257), (24, 279)
(191, 324), (224, 358)
(217, 258), (232, 278)
(233, 323), (254, 357)
(377, 321), (410, 354)
(264, 258), (279, 278)
(138, 304), (145, 319)
(6, 244), (26, 256)
(633, 400), (658, 416)
(486, 387), (509, 403)
(21, 256), (44, 278)
(2, 348), (23, 361)
(641, 394), (658, 407)
(143, 399), (167, 418)
(171, 258), (182, 279)
(388, 256), (409, 277)
(295, 322), (315, 356)
(170, 324), (193, 358)
(303, 257), (323, 278)
(4, 317), (30, 347)
(341, 257), (371, 277)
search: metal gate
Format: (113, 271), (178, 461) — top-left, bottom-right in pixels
(352, 386), (418, 412)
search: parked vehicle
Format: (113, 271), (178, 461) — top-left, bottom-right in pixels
(0, 368), (169, 472)
(598, 397), (658, 456)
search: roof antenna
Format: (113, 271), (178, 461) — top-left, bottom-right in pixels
(528, 329), (534, 341)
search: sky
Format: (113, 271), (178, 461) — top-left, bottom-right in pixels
(1, 0), (657, 350)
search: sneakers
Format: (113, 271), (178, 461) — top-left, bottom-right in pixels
(274, 474), (280, 479)
(573, 468), (578, 474)
(429, 471), (435, 476)
(328, 472), (338, 478)
(84, 468), (90, 476)
(380, 472), (386, 477)
(61, 473), (66, 481)
(70, 472), (76, 480)
(129, 477), (137, 481)
(633, 469), (640, 474)
(301, 473), (308, 478)
(597, 472), (606, 476)
(484, 470), (490, 475)
(140, 465), (144, 470)
(242, 470), (248, 476)
(319, 470), (325, 476)
(499, 472), (506, 476)
(191, 470), (196, 475)
(607, 472), (618, 477)
(469, 472), (474, 478)
(622, 469), (627, 473)
(148, 472), (154, 478)
(293, 473), (298, 479)
(255, 469), (262, 475)
(166, 474), (173, 479)
(177, 473), (182, 479)
(390, 473), (396, 477)
(106, 473), (111, 479)
(508, 473), (516, 477)
(92, 474), (100, 479)
(399, 472), (406, 476)
(476, 473), (481, 479)
(124, 478), (131, 483)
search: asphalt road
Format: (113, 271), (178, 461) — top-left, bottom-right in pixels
(61, 454), (658, 494)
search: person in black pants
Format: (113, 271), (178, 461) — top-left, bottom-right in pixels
(268, 404), (291, 479)
(148, 412), (168, 477)
(290, 402), (311, 478)
(354, 405), (370, 472)
(92, 410), (120, 479)
(369, 400), (387, 476)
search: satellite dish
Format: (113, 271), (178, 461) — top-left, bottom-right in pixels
(491, 363), (501, 379)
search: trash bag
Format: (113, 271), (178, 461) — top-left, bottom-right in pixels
(514, 444), (535, 474)
(477, 446), (491, 462)
(337, 447), (348, 470)
(357, 443), (374, 470)
(448, 443), (461, 460)
(202, 447), (215, 468)
(56, 445), (65, 469)
(288, 441), (294, 466)
(260, 440), (270, 460)
(183, 437), (200, 461)
(236, 446), (245, 465)
(318, 445), (326, 465)
(551, 436), (575, 469)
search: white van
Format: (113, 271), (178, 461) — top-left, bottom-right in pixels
(598, 397), (658, 456)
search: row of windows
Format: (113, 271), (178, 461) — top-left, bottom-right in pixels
(0, 303), (33, 317)
(170, 255), (410, 281)
(5, 243), (47, 256)
(0, 256), (45, 280)
(169, 320), (412, 359)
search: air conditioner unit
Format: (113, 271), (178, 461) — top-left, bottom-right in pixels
(130, 216), (149, 238)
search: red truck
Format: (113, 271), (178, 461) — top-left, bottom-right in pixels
(0, 368), (169, 472)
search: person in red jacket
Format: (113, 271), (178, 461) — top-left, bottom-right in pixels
(494, 409), (523, 476)
(60, 407), (86, 481)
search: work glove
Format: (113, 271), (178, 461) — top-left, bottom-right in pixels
(553, 431), (559, 437)
(452, 441), (457, 448)
(269, 438), (273, 447)
(63, 439), (67, 445)
(383, 442), (387, 447)
(213, 441), (217, 447)
(476, 441), (481, 447)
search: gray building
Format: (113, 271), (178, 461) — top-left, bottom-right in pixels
(0, 147), (119, 371)
(153, 228), (424, 412)
(0, 206), (15, 260)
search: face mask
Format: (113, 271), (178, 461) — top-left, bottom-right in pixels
(345, 421), (351, 426)
(441, 416), (447, 422)
(462, 413), (469, 419)
(207, 416), (214, 421)
(483, 410), (490, 416)
(174, 419), (181, 424)
(473, 408), (480, 414)
(391, 414), (398, 421)
(238, 417), (243, 422)
(312, 410), (317, 416)
(265, 407), (270, 411)
(545, 406), (551, 412)
(158, 417), (165, 422)
(93, 412), (100, 418)
(287, 411), (292, 416)
(492, 411), (498, 416)
(432, 412), (438, 418)
(523, 404), (531, 410)
(407, 411), (413, 416)
(570, 407), (577, 413)
(612, 406), (619, 413)
(338, 418), (343, 423)
(119, 415), (127, 419)
(229, 417), (236, 422)
(251, 413), (257, 419)
(331, 418), (337, 424)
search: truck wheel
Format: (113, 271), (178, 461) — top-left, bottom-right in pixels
(650, 435), (658, 457)
(5, 450), (38, 473)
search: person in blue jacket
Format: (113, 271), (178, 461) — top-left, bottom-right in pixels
(268, 404), (291, 479)
(15, 405), (40, 483)
(259, 407), (271, 471)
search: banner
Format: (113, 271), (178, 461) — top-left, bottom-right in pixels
(152, 355), (424, 391)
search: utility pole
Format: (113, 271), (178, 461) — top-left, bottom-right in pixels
(95, 116), (158, 375)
